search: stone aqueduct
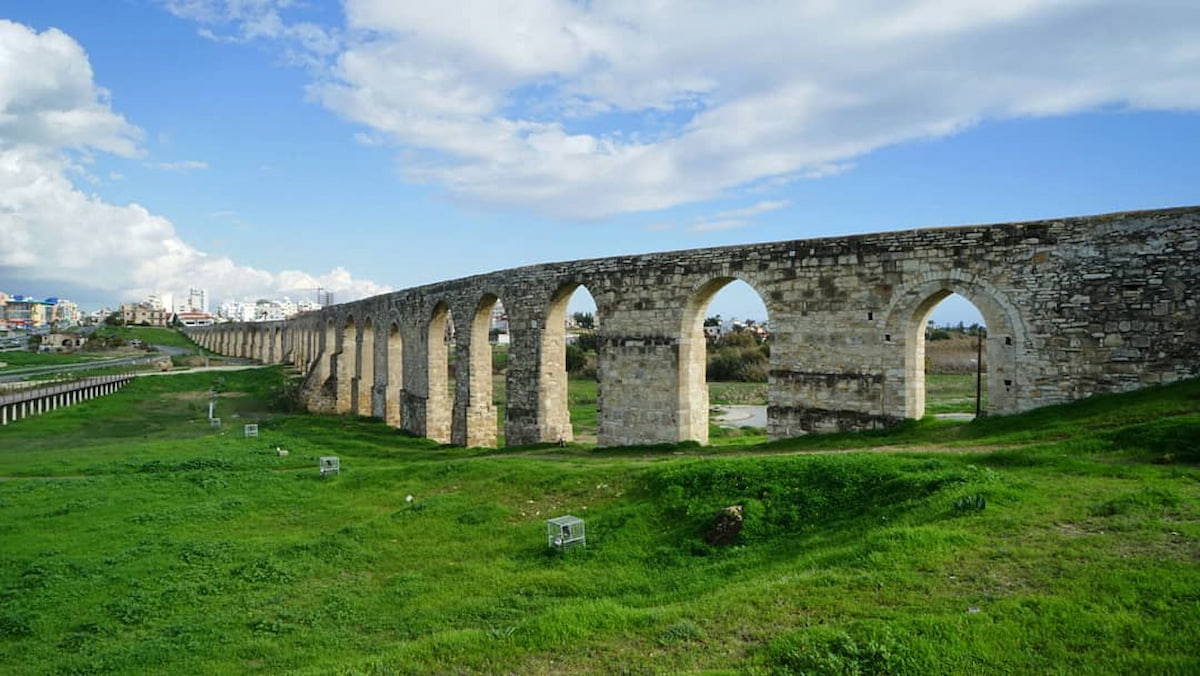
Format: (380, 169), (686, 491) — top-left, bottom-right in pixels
(185, 207), (1200, 448)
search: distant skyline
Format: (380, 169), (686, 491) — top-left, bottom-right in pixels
(3, 2), (1199, 326)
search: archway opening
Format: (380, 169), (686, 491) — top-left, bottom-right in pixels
(469, 294), (505, 447)
(911, 292), (989, 419)
(427, 303), (454, 443)
(321, 319), (336, 384)
(681, 278), (770, 445)
(357, 318), (375, 417)
(337, 316), (356, 414)
(541, 284), (599, 444)
(385, 321), (403, 427)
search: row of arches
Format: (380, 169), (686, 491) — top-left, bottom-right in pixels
(190, 272), (1014, 448)
(200, 324), (285, 364)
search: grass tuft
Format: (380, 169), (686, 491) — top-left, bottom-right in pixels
(0, 368), (1198, 673)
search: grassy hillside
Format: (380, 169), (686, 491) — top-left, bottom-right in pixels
(1, 368), (1197, 674)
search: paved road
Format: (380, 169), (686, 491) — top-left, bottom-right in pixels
(710, 406), (977, 429)
(713, 405), (768, 428)
(0, 345), (257, 384)
(0, 355), (159, 383)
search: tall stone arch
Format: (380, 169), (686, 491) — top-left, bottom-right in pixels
(678, 275), (775, 444)
(335, 315), (356, 414)
(356, 317), (375, 417)
(425, 302), (453, 443)
(449, 292), (504, 447)
(385, 319), (403, 426)
(535, 282), (594, 445)
(882, 270), (1027, 419)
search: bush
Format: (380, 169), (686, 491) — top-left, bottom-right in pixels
(651, 455), (963, 543)
(574, 332), (601, 353)
(707, 345), (768, 382)
(761, 624), (920, 675)
(566, 344), (587, 373)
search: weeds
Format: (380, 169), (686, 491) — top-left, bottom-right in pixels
(0, 368), (1197, 674)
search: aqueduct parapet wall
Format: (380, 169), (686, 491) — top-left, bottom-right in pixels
(186, 207), (1200, 448)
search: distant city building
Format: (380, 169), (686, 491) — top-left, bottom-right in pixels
(120, 302), (169, 327)
(216, 297), (321, 322)
(1, 295), (54, 330)
(176, 311), (216, 327)
(144, 292), (173, 312)
(0, 294), (84, 330)
(178, 288), (208, 314)
(51, 299), (81, 327)
(40, 332), (87, 352)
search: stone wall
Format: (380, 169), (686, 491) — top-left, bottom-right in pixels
(187, 207), (1200, 448)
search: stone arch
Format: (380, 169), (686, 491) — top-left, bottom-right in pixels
(426, 302), (453, 443)
(460, 292), (502, 447)
(679, 275), (774, 444)
(307, 326), (318, 371)
(385, 320), (403, 427)
(317, 318), (336, 388)
(271, 326), (281, 363)
(357, 317), (375, 416)
(336, 315), (356, 413)
(883, 271), (1026, 419)
(537, 281), (600, 444)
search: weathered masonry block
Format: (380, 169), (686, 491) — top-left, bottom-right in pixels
(186, 207), (1200, 448)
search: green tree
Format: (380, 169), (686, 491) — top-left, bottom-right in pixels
(565, 343), (587, 373)
(575, 332), (601, 354)
(571, 312), (595, 329)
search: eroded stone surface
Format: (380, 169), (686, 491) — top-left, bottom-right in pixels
(186, 207), (1200, 448)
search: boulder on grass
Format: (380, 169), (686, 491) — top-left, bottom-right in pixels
(705, 504), (744, 546)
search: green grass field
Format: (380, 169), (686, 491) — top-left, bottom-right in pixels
(1, 368), (1198, 674)
(0, 350), (105, 371)
(95, 326), (213, 353)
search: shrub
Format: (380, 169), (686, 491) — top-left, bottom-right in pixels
(566, 344), (587, 374)
(761, 624), (918, 675)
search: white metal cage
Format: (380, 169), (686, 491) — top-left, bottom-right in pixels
(547, 515), (585, 550)
(244, 423), (258, 438)
(319, 456), (340, 477)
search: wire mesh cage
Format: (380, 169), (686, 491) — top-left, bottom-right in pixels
(547, 515), (585, 550)
(319, 456), (340, 477)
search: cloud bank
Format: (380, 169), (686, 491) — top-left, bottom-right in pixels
(0, 19), (389, 308)
(296, 0), (1199, 219)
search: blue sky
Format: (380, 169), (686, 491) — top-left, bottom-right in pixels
(2, 1), (1198, 326)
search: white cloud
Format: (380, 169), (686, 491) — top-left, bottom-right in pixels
(0, 20), (141, 155)
(0, 145), (390, 304)
(712, 200), (790, 221)
(282, 1), (1200, 218)
(686, 200), (789, 233)
(0, 19), (389, 307)
(161, 0), (340, 69)
(691, 219), (750, 233)
(150, 160), (209, 171)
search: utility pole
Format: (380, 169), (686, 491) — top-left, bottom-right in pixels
(975, 327), (985, 418)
